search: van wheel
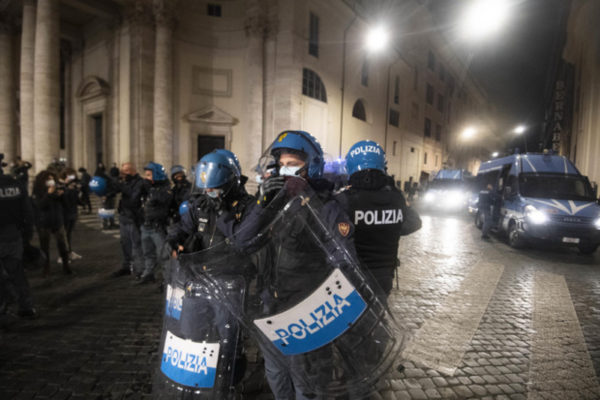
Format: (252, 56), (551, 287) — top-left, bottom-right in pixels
(578, 244), (598, 255)
(475, 211), (484, 229)
(508, 222), (525, 249)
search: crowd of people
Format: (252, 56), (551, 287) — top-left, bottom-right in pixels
(1, 129), (422, 398)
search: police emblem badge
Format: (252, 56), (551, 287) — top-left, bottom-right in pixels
(338, 222), (350, 237)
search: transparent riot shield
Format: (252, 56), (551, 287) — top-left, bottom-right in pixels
(154, 257), (246, 399)
(176, 179), (407, 398)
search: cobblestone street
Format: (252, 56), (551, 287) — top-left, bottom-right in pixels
(1, 208), (599, 399)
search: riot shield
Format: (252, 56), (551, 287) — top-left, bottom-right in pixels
(177, 180), (406, 398)
(154, 257), (245, 399)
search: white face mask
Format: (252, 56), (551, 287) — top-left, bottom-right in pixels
(46, 180), (56, 187)
(279, 166), (302, 177)
(206, 189), (221, 199)
(255, 175), (264, 184)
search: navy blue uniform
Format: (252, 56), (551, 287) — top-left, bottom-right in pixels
(140, 180), (173, 280)
(335, 170), (415, 295)
(0, 173), (35, 315)
(114, 174), (145, 275)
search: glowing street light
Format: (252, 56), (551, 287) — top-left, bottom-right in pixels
(460, 0), (511, 40)
(492, 152), (499, 158)
(365, 26), (389, 53)
(461, 127), (477, 140)
(513, 125), (526, 135)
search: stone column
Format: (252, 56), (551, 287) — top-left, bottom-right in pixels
(0, 21), (16, 161)
(19, 0), (36, 164)
(33, 0), (60, 172)
(152, 0), (175, 168)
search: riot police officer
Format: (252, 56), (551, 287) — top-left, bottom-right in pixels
(479, 183), (498, 240)
(0, 154), (36, 318)
(138, 162), (173, 284)
(336, 140), (421, 296)
(170, 165), (192, 217)
(218, 131), (356, 400)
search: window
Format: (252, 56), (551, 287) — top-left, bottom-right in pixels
(413, 69), (418, 91)
(207, 4), (222, 17)
(439, 64), (445, 82)
(302, 68), (327, 102)
(394, 76), (399, 104)
(424, 152), (428, 165)
(437, 94), (445, 113)
(424, 117), (431, 137)
(393, 141), (397, 156)
(411, 147), (415, 153)
(427, 51), (436, 70)
(435, 123), (442, 141)
(435, 154), (439, 167)
(309, 12), (319, 57)
(389, 109), (399, 127)
(411, 102), (419, 120)
(426, 83), (434, 105)
(361, 60), (369, 86)
(448, 75), (455, 96)
(352, 99), (366, 121)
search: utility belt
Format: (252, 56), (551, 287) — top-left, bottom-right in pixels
(143, 220), (167, 231)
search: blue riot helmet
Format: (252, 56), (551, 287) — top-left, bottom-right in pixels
(178, 200), (190, 217)
(144, 161), (167, 181)
(269, 130), (324, 179)
(193, 152), (238, 195)
(345, 140), (387, 176)
(170, 165), (186, 179)
(212, 149), (241, 177)
(89, 176), (107, 196)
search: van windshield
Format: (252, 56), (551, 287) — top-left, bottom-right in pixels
(519, 173), (596, 201)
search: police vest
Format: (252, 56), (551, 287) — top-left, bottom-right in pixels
(0, 175), (26, 226)
(344, 186), (407, 271)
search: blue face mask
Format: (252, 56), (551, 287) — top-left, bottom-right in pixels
(279, 166), (302, 177)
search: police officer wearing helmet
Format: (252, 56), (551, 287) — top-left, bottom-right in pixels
(170, 165), (192, 219)
(218, 131), (356, 400)
(138, 161), (173, 284)
(212, 149), (249, 194)
(167, 151), (253, 255)
(0, 154), (36, 318)
(336, 140), (421, 296)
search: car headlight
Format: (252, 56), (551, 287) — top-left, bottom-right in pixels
(594, 217), (600, 230)
(424, 192), (435, 203)
(446, 191), (464, 206)
(525, 205), (548, 224)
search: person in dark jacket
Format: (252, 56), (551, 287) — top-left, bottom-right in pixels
(479, 183), (498, 239)
(138, 162), (173, 284)
(59, 168), (82, 262)
(110, 162), (145, 278)
(109, 162), (120, 179)
(336, 140), (421, 296)
(218, 131), (356, 400)
(77, 167), (92, 214)
(32, 170), (71, 276)
(0, 156), (36, 318)
(169, 165), (191, 221)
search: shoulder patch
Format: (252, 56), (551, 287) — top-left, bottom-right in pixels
(338, 222), (350, 237)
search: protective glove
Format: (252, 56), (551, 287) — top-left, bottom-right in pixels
(197, 195), (222, 212)
(259, 175), (285, 207)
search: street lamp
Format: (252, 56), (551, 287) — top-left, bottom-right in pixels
(460, 0), (511, 40)
(461, 127), (477, 140)
(513, 125), (527, 152)
(492, 151), (499, 158)
(365, 26), (389, 53)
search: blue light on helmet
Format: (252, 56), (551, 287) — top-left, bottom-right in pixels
(270, 130), (324, 179)
(194, 152), (237, 189)
(345, 140), (386, 176)
(178, 200), (190, 217)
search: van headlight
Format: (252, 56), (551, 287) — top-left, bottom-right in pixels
(525, 205), (548, 225)
(424, 192), (435, 203)
(595, 218), (600, 230)
(447, 191), (464, 207)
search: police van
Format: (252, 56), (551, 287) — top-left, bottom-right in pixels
(422, 169), (473, 211)
(474, 152), (600, 254)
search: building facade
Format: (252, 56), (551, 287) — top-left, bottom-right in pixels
(560, 0), (600, 186)
(0, 0), (494, 185)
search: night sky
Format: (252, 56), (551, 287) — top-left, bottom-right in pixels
(428, 0), (568, 153)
